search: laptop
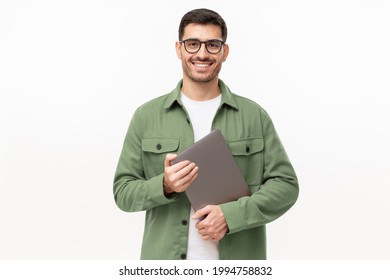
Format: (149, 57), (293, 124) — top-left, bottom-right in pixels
(171, 129), (250, 211)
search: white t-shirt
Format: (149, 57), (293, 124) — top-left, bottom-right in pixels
(180, 92), (222, 260)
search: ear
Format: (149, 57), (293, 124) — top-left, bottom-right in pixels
(175, 41), (182, 60)
(221, 44), (229, 62)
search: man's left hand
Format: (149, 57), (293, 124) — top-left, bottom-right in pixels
(192, 205), (228, 241)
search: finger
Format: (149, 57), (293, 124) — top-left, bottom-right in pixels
(200, 230), (223, 241)
(201, 235), (212, 241)
(167, 163), (196, 188)
(173, 168), (198, 193)
(179, 170), (198, 190)
(202, 233), (219, 241)
(167, 167), (198, 193)
(174, 162), (197, 179)
(197, 228), (210, 236)
(176, 164), (198, 185)
(169, 160), (193, 173)
(164, 154), (177, 167)
(192, 205), (213, 220)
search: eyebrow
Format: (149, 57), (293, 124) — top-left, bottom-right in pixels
(182, 38), (222, 41)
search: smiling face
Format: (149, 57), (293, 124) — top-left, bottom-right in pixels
(176, 23), (229, 84)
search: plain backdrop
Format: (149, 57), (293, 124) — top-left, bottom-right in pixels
(1, 0), (389, 259)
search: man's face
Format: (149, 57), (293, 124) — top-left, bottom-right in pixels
(176, 23), (229, 84)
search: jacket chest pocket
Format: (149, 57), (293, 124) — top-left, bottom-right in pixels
(141, 138), (180, 178)
(228, 138), (264, 191)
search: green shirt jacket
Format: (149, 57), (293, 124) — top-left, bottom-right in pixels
(113, 80), (299, 260)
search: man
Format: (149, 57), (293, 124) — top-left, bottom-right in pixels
(114, 8), (299, 260)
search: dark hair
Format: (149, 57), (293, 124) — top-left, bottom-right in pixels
(178, 8), (227, 42)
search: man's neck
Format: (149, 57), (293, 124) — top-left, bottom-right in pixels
(181, 77), (221, 101)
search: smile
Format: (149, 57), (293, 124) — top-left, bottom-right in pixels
(192, 62), (213, 68)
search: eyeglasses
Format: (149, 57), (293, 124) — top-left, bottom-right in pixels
(180, 39), (225, 54)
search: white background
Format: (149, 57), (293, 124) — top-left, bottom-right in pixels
(1, 0), (389, 260)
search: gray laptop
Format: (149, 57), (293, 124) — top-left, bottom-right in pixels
(171, 129), (250, 211)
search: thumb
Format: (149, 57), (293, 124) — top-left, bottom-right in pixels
(164, 153), (177, 167)
(192, 205), (213, 219)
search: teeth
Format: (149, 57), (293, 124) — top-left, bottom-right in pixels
(195, 63), (209, 67)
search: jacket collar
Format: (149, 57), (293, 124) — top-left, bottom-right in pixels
(163, 79), (239, 110)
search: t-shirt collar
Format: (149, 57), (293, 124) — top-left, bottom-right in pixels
(164, 79), (239, 110)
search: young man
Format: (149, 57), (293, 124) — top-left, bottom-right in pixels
(114, 8), (299, 260)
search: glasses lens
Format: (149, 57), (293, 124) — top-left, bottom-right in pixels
(184, 40), (201, 53)
(206, 40), (222, 53)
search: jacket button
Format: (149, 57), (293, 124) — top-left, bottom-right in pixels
(181, 220), (187, 226)
(156, 143), (162, 150)
(246, 146), (250, 153)
(180, 253), (186, 260)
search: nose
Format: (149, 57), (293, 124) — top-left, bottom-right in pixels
(196, 42), (208, 58)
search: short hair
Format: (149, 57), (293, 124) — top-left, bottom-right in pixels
(178, 8), (228, 42)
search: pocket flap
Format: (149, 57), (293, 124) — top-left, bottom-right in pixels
(229, 138), (264, 156)
(142, 138), (179, 154)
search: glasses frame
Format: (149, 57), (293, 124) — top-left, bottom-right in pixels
(180, 39), (225, 54)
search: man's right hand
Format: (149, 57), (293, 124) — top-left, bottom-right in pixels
(163, 153), (198, 195)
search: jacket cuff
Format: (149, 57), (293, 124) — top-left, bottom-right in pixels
(147, 173), (179, 205)
(220, 201), (246, 234)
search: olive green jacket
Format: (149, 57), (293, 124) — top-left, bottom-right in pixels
(113, 80), (299, 259)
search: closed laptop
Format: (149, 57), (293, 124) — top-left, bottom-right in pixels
(171, 129), (250, 211)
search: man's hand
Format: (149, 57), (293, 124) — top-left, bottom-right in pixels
(192, 205), (228, 241)
(163, 153), (198, 195)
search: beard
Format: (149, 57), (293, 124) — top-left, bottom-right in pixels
(181, 58), (222, 83)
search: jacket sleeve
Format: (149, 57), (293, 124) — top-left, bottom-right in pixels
(220, 110), (299, 234)
(113, 108), (178, 212)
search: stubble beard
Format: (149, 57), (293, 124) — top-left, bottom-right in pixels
(182, 60), (222, 83)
